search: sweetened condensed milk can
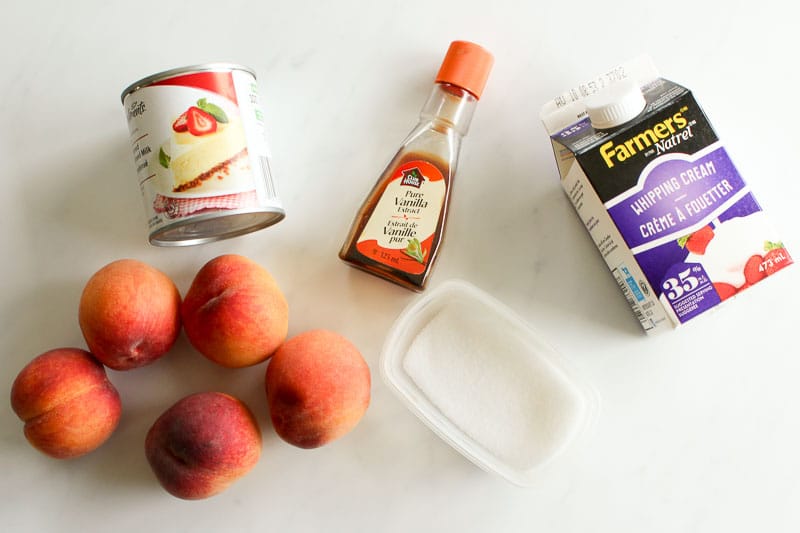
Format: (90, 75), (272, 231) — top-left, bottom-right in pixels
(121, 63), (285, 246)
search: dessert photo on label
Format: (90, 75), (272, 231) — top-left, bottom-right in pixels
(153, 93), (257, 219)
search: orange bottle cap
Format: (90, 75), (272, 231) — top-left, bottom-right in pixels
(435, 41), (494, 100)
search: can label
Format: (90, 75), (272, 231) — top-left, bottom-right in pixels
(122, 66), (283, 242)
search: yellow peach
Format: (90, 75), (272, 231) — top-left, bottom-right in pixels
(11, 348), (122, 459)
(79, 259), (181, 370)
(182, 254), (288, 368)
(266, 330), (370, 448)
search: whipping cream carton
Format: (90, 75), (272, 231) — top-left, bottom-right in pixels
(540, 56), (793, 333)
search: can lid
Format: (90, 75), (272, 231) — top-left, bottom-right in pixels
(584, 80), (646, 129)
(435, 41), (494, 100)
(120, 63), (256, 103)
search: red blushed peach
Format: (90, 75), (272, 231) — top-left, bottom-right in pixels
(79, 259), (181, 371)
(181, 254), (288, 368)
(10, 348), (122, 459)
(145, 392), (262, 500)
(265, 330), (370, 449)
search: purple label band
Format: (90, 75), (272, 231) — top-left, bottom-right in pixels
(606, 143), (748, 252)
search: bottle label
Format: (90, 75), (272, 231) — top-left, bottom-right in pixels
(356, 160), (446, 274)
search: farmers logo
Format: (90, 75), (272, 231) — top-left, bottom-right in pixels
(599, 108), (690, 168)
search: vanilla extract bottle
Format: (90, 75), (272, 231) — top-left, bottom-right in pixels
(339, 41), (493, 291)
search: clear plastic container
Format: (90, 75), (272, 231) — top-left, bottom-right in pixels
(380, 279), (599, 486)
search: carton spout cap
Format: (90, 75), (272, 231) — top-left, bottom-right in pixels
(584, 80), (646, 129)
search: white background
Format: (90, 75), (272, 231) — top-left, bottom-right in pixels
(2, 1), (798, 532)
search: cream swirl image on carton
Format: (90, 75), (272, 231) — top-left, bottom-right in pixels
(681, 212), (792, 300)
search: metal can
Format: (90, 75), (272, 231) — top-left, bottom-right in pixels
(121, 63), (285, 246)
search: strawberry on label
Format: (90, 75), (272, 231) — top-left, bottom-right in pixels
(743, 254), (766, 285)
(186, 106), (217, 136)
(713, 282), (737, 301)
(172, 112), (188, 132)
(682, 225), (715, 255)
(763, 241), (792, 276)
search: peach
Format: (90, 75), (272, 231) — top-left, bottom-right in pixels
(145, 392), (262, 500)
(10, 348), (122, 459)
(265, 330), (370, 449)
(79, 259), (181, 370)
(181, 254), (288, 368)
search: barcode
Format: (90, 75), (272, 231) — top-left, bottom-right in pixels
(258, 156), (277, 200)
(613, 269), (646, 325)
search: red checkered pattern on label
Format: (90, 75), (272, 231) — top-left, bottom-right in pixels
(153, 190), (259, 219)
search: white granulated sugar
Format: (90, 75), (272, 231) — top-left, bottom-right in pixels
(403, 298), (584, 470)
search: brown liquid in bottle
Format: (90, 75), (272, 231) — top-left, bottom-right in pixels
(339, 41), (492, 291)
(339, 151), (452, 291)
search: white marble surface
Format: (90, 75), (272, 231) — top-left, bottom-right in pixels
(2, 1), (799, 531)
